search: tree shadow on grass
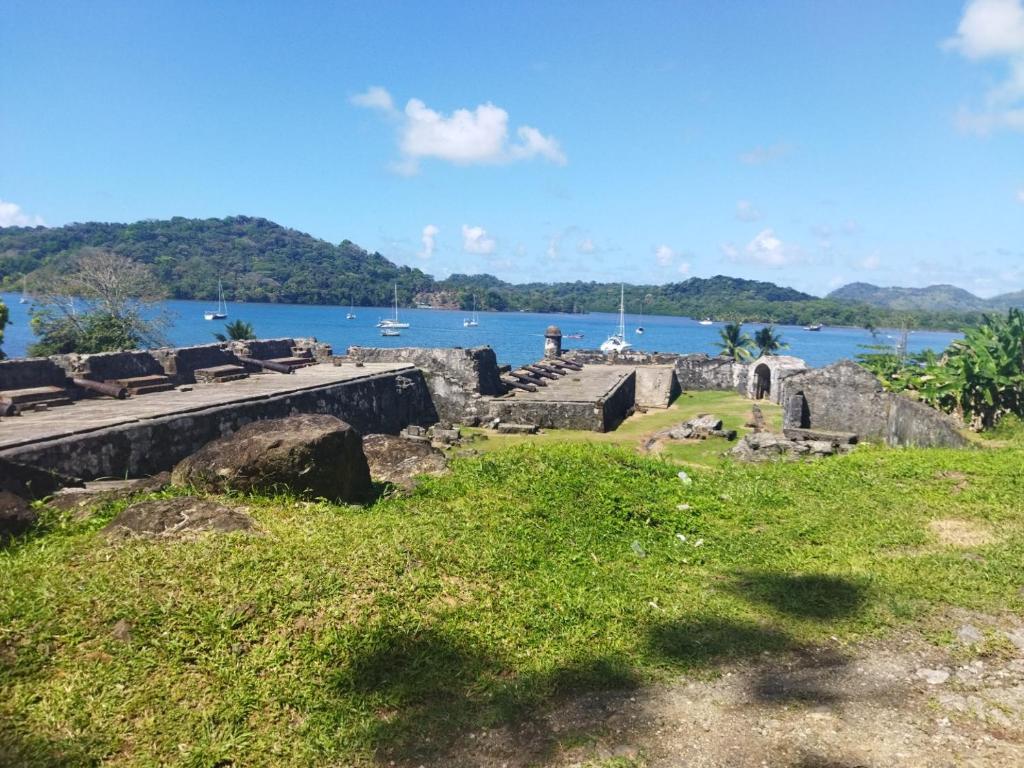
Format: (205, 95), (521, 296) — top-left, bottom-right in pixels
(646, 616), (794, 666)
(730, 572), (869, 621)
(324, 623), (640, 766)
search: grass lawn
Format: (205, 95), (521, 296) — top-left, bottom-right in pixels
(463, 390), (782, 467)
(2, 394), (1022, 766)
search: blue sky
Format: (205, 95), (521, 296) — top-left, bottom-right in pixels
(2, 0), (1023, 296)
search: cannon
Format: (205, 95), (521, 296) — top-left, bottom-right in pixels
(73, 378), (128, 399)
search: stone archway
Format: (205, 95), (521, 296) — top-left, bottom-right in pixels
(753, 363), (771, 400)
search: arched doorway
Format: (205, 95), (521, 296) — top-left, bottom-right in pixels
(753, 363), (771, 400)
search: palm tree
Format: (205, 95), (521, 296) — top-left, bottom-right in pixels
(213, 319), (255, 342)
(753, 325), (788, 357)
(718, 322), (756, 361)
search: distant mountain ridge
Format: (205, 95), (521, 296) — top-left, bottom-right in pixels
(0, 216), (1003, 328)
(827, 282), (1023, 312)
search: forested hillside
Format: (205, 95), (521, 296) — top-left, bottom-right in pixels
(828, 281), (1023, 313)
(0, 216), (987, 328)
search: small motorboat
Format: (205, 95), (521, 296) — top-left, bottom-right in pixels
(565, 332), (584, 339)
(805, 323), (823, 331)
(698, 318), (713, 326)
(380, 328), (401, 337)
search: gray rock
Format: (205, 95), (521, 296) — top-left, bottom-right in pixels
(956, 624), (985, 645)
(0, 490), (38, 540)
(104, 497), (253, 539)
(48, 473), (171, 517)
(361, 434), (449, 492)
(171, 414), (372, 502)
(916, 668), (950, 685)
(805, 440), (836, 455)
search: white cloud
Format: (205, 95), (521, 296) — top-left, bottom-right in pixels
(946, 1), (1024, 134)
(736, 200), (761, 222)
(1016, 187), (1024, 203)
(546, 232), (562, 260)
(677, 261), (692, 275)
(0, 199), (45, 227)
(724, 229), (801, 268)
(462, 224), (496, 255)
(577, 237), (596, 254)
(655, 244), (675, 266)
(944, 0), (1024, 59)
(739, 143), (790, 165)
(419, 224), (438, 259)
(350, 86), (396, 113)
(858, 253), (881, 270)
(354, 87), (566, 174)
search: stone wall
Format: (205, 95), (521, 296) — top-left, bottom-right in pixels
(744, 355), (809, 405)
(150, 344), (240, 384)
(347, 345), (504, 424)
(487, 370), (636, 432)
(673, 354), (738, 392)
(51, 350), (165, 381)
(1, 368), (437, 480)
(781, 360), (967, 448)
(0, 358), (69, 390)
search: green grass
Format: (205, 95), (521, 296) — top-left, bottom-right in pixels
(463, 390), (781, 467)
(2, 436), (1023, 766)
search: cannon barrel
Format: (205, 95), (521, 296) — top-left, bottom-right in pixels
(237, 356), (293, 374)
(72, 378), (128, 399)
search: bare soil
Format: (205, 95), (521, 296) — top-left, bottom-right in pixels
(442, 612), (1024, 768)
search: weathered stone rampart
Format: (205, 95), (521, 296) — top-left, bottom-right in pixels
(347, 345), (504, 424)
(1, 366), (436, 480)
(780, 360), (968, 448)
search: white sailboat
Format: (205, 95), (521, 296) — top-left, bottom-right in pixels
(600, 285), (633, 354)
(463, 295), (479, 327)
(204, 280), (228, 320)
(635, 298), (645, 335)
(19, 276), (29, 304)
(377, 283), (410, 329)
(346, 297), (356, 320)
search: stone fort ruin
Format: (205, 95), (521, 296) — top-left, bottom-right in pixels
(0, 327), (965, 482)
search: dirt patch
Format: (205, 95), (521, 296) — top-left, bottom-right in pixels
(439, 614), (1024, 768)
(928, 518), (996, 548)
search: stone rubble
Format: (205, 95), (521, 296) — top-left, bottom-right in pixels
(729, 431), (856, 462)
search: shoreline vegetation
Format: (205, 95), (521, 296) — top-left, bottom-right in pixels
(0, 216), (1009, 332)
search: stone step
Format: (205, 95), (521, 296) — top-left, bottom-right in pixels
(194, 365), (249, 383)
(0, 385), (72, 405)
(783, 427), (858, 444)
(496, 423), (539, 435)
(107, 375), (175, 396)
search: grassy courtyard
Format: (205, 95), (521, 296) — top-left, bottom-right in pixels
(2, 393), (1022, 766)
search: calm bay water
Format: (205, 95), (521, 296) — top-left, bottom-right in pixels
(0, 292), (960, 369)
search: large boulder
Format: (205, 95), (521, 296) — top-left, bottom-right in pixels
(171, 415), (372, 502)
(362, 434), (449, 492)
(104, 497), (253, 539)
(0, 491), (38, 541)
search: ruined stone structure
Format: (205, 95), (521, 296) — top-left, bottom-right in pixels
(346, 345), (504, 424)
(779, 360), (968, 448)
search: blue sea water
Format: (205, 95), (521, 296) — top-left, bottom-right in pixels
(0, 292), (960, 369)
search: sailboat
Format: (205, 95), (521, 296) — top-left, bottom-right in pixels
(463, 295), (479, 328)
(346, 297), (356, 320)
(377, 283), (410, 329)
(635, 298), (645, 335)
(204, 280), (228, 320)
(600, 285), (633, 354)
(19, 276), (29, 304)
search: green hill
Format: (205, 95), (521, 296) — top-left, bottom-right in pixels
(0, 216), (988, 329)
(828, 281), (1023, 313)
